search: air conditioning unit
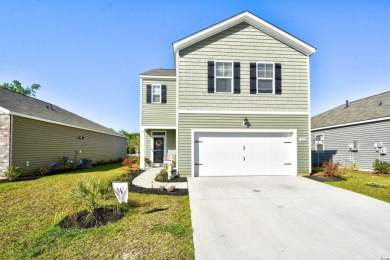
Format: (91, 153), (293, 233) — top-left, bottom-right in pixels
(80, 158), (92, 169)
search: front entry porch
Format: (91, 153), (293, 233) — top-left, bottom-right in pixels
(140, 128), (176, 169)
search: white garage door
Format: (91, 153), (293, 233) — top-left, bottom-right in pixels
(194, 132), (296, 177)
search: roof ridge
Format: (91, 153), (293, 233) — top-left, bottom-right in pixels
(0, 88), (124, 137)
(347, 90), (390, 104)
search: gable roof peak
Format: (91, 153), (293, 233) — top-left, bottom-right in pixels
(172, 11), (316, 61)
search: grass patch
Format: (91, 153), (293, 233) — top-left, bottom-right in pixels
(150, 223), (186, 237)
(0, 163), (194, 259)
(323, 172), (390, 203)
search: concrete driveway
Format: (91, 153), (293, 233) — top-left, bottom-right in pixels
(188, 176), (390, 260)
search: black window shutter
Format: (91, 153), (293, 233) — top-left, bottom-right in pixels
(233, 62), (240, 94)
(275, 63), (282, 95)
(146, 85), (151, 103)
(250, 63), (257, 94)
(208, 61), (215, 93)
(161, 85), (167, 103)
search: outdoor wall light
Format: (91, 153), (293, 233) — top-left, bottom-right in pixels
(243, 118), (249, 127)
(79, 136), (85, 139)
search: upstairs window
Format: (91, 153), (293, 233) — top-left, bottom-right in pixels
(257, 63), (274, 94)
(215, 61), (233, 93)
(146, 84), (166, 104)
(250, 63), (281, 95)
(152, 84), (161, 103)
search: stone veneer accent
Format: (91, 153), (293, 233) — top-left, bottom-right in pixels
(0, 112), (10, 175)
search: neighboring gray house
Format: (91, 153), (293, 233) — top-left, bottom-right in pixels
(311, 91), (390, 170)
(140, 11), (316, 177)
(0, 88), (127, 176)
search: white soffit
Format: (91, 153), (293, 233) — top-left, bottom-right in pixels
(173, 11), (316, 58)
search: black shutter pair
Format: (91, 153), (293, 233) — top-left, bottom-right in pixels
(146, 85), (167, 103)
(250, 63), (282, 95)
(208, 61), (241, 94)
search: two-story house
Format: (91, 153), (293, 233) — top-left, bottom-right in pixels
(140, 11), (316, 177)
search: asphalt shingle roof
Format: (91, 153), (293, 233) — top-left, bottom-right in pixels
(140, 69), (176, 77)
(311, 91), (390, 129)
(0, 88), (125, 137)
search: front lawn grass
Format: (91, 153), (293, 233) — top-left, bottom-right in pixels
(324, 172), (390, 203)
(0, 163), (194, 259)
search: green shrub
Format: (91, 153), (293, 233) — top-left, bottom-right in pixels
(122, 156), (140, 167)
(155, 173), (166, 182)
(5, 166), (22, 181)
(33, 167), (51, 176)
(322, 160), (341, 177)
(95, 160), (105, 166)
(373, 159), (390, 174)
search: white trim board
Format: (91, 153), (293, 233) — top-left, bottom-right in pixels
(307, 55), (312, 173)
(175, 51), (180, 175)
(178, 110), (308, 115)
(140, 75), (176, 79)
(0, 106), (10, 114)
(140, 126), (177, 130)
(312, 117), (390, 132)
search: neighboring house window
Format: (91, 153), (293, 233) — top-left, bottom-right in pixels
(215, 61), (233, 93)
(257, 63), (274, 94)
(315, 134), (324, 152)
(152, 84), (161, 103)
(146, 84), (167, 104)
(250, 63), (282, 95)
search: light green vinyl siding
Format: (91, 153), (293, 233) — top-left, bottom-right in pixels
(178, 22), (308, 112)
(12, 116), (127, 175)
(144, 129), (176, 162)
(178, 113), (309, 176)
(141, 78), (176, 127)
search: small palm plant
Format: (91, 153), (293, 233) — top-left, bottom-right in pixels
(6, 166), (22, 181)
(70, 178), (112, 225)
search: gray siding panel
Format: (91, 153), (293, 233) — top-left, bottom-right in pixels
(178, 22), (308, 112)
(141, 78), (176, 127)
(178, 113), (309, 176)
(311, 120), (390, 170)
(12, 116), (127, 175)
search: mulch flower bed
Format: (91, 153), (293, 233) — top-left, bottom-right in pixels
(305, 172), (345, 182)
(128, 185), (188, 196)
(124, 170), (189, 196)
(59, 207), (127, 229)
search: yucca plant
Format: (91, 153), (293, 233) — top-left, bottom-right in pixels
(5, 166), (22, 181)
(70, 179), (112, 225)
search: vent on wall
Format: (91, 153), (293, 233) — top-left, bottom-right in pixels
(349, 141), (358, 152)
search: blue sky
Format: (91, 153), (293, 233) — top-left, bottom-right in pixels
(1, 1), (389, 133)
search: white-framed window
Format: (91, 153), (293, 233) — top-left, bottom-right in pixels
(257, 63), (274, 94)
(215, 61), (233, 93)
(315, 134), (324, 152)
(152, 84), (161, 103)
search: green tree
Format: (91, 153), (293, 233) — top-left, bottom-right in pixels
(119, 130), (140, 154)
(0, 80), (41, 97)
